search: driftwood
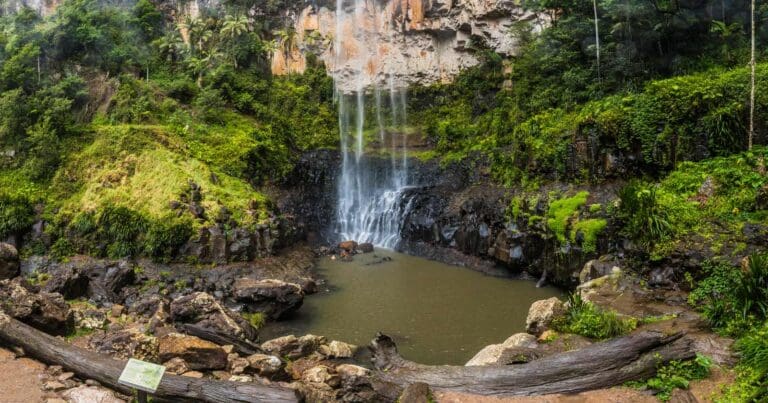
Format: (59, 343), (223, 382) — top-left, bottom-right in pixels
(181, 323), (260, 356)
(0, 312), (297, 403)
(369, 330), (695, 398)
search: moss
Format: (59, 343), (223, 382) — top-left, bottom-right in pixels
(571, 218), (608, 253)
(242, 312), (265, 329)
(546, 191), (589, 244)
(589, 203), (602, 213)
(52, 125), (270, 229)
(507, 195), (523, 221)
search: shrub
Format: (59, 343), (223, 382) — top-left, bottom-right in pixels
(97, 206), (148, 259)
(689, 254), (768, 336)
(618, 181), (672, 246)
(144, 218), (194, 262)
(734, 253), (768, 320)
(628, 354), (712, 401)
(553, 294), (637, 340)
(0, 194), (35, 239)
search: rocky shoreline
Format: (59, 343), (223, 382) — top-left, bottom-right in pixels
(0, 237), (738, 402)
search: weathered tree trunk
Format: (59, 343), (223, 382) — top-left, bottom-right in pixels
(0, 313), (297, 403)
(181, 323), (260, 356)
(369, 331), (694, 399)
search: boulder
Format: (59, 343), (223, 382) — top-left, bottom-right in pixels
(162, 357), (190, 375)
(170, 292), (258, 342)
(232, 278), (304, 319)
(0, 243), (19, 280)
(578, 259), (618, 285)
(158, 333), (227, 370)
(62, 386), (125, 403)
(227, 356), (250, 375)
(302, 365), (340, 390)
(71, 306), (107, 331)
(89, 328), (158, 361)
(261, 334), (326, 360)
(502, 333), (538, 349)
(85, 260), (135, 302)
(465, 333), (540, 366)
(338, 241), (358, 252)
(358, 243), (374, 253)
(246, 353), (284, 378)
(318, 340), (356, 358)
(465, 344), (505, 366)
(0, 279), (74, 335)
(525, 297), (566, 336)
(41, 266), (89, 300)
(335, 364), (370, 381)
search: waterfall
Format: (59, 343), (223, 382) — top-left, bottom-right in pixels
(334, 0), (411, 248)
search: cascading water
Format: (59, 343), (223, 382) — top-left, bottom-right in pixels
(333, 0), (411, 248)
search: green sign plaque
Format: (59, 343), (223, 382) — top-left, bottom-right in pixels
(118, 358), (166, 393)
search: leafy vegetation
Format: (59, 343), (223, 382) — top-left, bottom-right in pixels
(627, 354), (713, 401)
(553, 294), (637, 340)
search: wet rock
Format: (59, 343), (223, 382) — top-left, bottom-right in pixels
(318, 340), (357, 358)
(163, 357), (190, 375)
(648, 266), (676, 288)
(0, 243), (20, 280)
(526, 297), (565, 336)
(158, 333), (227, 370)
(90, 328), (158, 361)
(358, 243), (374, 253)
(399, 382), (432, 403)
(246, 353), (284, 378)
(41, 266), (89, 300)
(579, 259), (618, 285)
(465, 333), (538, 366)
(0, 279), (74, 335)
(169, 292), (258, 342)
(85, 260), (136, 302)
(232, 278), (303, 320)
(62, 386), (125, 403)
(338, 241), (358, 252)
(261, 334), (326, 360)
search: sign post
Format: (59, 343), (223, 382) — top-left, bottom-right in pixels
(118, 358), (166, 402)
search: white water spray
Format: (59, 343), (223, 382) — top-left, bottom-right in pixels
(334, 0), (411, 248)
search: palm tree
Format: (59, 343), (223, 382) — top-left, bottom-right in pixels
(274, 27), (298, 61)
(220, 14), (249, 67)
(154, 31), (185, 62)
(178, 17), (210, 56)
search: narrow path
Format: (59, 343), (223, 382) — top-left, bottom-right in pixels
(0, 347), (46, 403)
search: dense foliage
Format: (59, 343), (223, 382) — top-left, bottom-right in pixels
(0, 0), (336, 260)
(552, 294), (637, 339)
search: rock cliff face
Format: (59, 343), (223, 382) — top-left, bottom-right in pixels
(272, 0), (546, 89)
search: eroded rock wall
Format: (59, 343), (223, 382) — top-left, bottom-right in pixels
(272, 0), (546, 89)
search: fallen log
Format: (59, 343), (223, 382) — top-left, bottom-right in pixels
(0, 312), (298, 403)
(369, 330), (695, 398)
(182, 323), (261, 356)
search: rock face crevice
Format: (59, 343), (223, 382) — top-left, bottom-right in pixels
(271, 0), (546, 89)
